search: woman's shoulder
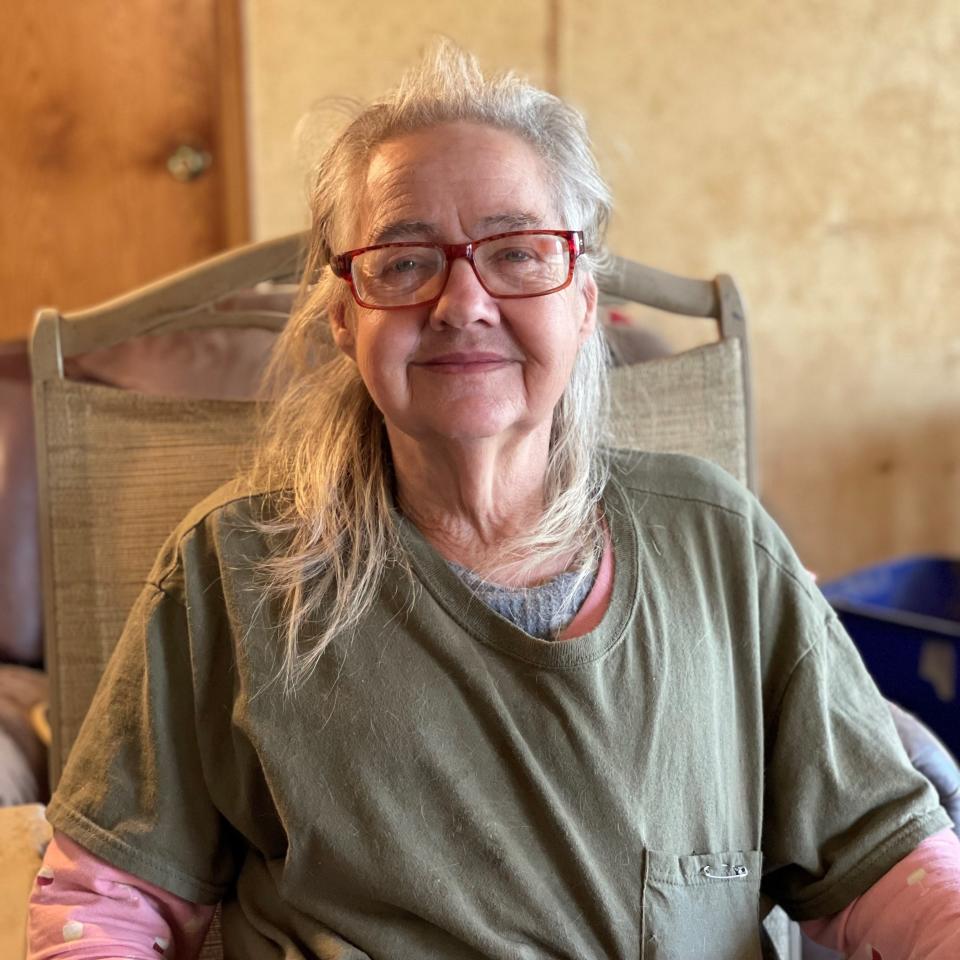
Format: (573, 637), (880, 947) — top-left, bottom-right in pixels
(606, 448), (753, 518)
(146, 479), (282, 595)
(605, 449), (807, 578)
(177, 478), (281, 534)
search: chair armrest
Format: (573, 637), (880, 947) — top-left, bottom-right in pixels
(888, 701), (960, 835)
(0, 804), (51, 960)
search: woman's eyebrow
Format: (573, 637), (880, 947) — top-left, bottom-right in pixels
(474, 212), (545, 233)
(371, 220), (442, 245)
(371, 213), (547, 246)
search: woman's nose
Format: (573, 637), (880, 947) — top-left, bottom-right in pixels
(428, 257), (500, 330)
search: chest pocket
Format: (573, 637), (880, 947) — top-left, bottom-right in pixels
(641, 849), (763, 960)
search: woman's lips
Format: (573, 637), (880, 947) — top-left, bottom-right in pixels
(414, 352), (514, 373)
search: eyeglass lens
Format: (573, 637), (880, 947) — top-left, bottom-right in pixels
(351, 233), (571, 307)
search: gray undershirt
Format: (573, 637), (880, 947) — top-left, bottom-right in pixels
(448, 562), (598, 639)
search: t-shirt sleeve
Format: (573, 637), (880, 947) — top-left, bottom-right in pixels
(46, 580), (241, 904)
(755, 537), (951, 920)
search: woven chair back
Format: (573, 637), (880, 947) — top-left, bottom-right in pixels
(31, 234), (752, 960)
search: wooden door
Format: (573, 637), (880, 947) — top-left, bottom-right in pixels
(0, 0), (248, 340)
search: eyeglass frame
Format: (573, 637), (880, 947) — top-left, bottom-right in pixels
(329, 229), (585, 310)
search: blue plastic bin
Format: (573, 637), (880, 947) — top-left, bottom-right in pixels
(821, 556), (960, 759)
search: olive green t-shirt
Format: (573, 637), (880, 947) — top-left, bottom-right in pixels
(48, 452), (949, 959)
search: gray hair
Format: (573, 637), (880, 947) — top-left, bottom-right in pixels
(251, 41), (614, 692)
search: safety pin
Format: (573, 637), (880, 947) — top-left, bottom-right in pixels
(702, 863), (749, 880)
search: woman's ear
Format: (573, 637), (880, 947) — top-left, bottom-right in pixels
(577, 273), (599, 345)
(330, 303), (356, 359)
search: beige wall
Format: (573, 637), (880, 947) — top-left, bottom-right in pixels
(243, 1), (553, 238)
(243, 0), (960, 579)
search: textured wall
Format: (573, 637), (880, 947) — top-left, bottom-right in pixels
(560, 1), (960, 579)
(243, 0), (960, 578)
(243, 1), (552, 238)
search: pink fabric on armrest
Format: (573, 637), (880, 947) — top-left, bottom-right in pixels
(800, 828), (960, 959)
(28, 830), (214, 960)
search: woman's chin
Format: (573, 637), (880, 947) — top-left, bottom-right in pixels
(392, 402), (542, 446)
(426, 414), (524, 443)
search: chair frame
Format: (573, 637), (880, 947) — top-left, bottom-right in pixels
(28, 236), (777, 958)
(31, 236), (303, 780)
(595, 255), (755, 488)
(31, 234), (754, 781)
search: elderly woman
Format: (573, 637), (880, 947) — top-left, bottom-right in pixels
(28, 45), (960, 960)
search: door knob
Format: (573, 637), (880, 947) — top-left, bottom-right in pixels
(167, 144), (212, 182)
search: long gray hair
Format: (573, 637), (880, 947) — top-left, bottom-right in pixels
(251, 41), (614, 692)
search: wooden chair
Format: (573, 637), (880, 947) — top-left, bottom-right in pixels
(13, 234), (792, 957)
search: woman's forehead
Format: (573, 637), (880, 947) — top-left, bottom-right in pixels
(351, 122), (559, 246)
(366, 212), (549, 247)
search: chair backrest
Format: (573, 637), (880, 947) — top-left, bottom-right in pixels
(31, 235), (304, 789)
(30, 234), (755, 959)
(600, 257), (754, 489)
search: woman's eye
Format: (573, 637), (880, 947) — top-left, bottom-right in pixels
(387, 258), (422, 274)
(500, 248), (536, 263)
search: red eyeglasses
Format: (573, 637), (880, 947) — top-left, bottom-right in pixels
(329, 229), (584, 310)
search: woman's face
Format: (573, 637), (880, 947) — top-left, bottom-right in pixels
(330, 121), (597, 448)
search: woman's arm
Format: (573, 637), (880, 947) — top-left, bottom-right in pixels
(28, 831), (214, 960)
(800, 828), (960, 959)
